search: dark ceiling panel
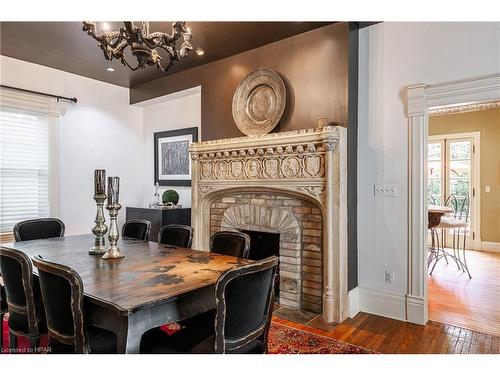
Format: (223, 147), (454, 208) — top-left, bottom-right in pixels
(0, 21), (332, 88)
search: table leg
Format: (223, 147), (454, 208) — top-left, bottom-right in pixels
(115, 316), (146, 354)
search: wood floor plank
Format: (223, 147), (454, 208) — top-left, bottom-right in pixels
(274, 311), (499, 354)
(429, 249), (500, 337)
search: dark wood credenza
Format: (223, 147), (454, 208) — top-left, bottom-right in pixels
(125, 206), (191, 242)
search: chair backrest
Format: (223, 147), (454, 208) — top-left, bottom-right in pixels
(13, 218), (65, 242)
(32, 255), (87, 353)
(444, 194), (458, 217)
(210, 231), (250, 259)
(0, 247), (42, 335)
(458, 195), (470, 222)
(122, 219), (151, 242)
(158, 224), (193, 248)
(214, 256), (278, 354)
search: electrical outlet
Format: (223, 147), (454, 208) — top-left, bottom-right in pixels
(384, 270), (395, 284)
(374, 184), (398, 197)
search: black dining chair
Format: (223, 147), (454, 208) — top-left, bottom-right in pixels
(32, 255), (117, 353)
(122, 219), (151, 242)
(140, 256), (279, 354)
(1, 282), (7, 352)
(0, 247), (47, 350)
(209, 231), (251, 259)
(158, 224), (193, 248)
(13, 218), (65, 242)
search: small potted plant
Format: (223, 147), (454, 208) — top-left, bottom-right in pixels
(162, 189), (180, 208)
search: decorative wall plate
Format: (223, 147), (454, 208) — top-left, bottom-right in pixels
(232, 69), (286, 136)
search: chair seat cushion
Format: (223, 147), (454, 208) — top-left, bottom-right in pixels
(436, 217), (467, 229)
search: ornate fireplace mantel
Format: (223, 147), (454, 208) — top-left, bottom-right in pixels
(189, 125), (348, 323)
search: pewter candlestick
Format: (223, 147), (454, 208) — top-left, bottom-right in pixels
(90, 170), (108, 255)
(102, 176), (124, 259)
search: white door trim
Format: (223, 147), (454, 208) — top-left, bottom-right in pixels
(405, 73), (500, 325)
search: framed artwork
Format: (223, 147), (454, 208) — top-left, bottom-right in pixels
(154, 127), (198, 186)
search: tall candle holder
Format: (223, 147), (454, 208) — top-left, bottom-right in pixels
(90, 169), (108, 255)
(102, 176), (124, 259)
(102, 202), (123, 259)
(89, 193), (108, 255)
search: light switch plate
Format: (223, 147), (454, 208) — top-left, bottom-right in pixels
(485, 186), (491, 193)
(374, 184), (398, 197)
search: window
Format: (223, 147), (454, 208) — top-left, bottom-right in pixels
(0, 89), (60, 235)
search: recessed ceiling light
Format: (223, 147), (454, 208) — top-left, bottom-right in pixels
(196, 48), (204, 56)
(106, 67), (115, 72)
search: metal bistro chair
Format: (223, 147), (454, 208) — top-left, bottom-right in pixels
(32, 255), (117, 353)
(209, 231), (251, 259)
(13, 218), (65, 242)
(122, 219), (151, 242)
(0, 248), (47, 351)
(157, 224), (193, 248)
(431, 195), (471, 278)
(140, 256), (279, 354)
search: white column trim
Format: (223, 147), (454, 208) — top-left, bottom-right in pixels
(405, 73), (500, 325)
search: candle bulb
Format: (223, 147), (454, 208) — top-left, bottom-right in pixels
(107, 176), (120, 205)
(94, 169), (106, 196)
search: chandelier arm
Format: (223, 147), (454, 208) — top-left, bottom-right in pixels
(105, 31), (125, 49)
(121, 57), (141, 71)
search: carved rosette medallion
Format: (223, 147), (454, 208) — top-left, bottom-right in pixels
(281, 156), (301, 178)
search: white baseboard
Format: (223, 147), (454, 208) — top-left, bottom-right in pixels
(359, 287), (406, 322)
(406, 295), (427, 325)
(481, 241), (500, 252)
(348, 287), (360, 318)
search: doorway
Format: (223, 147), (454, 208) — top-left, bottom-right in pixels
(428, 132), (480, 250)
(404, 73), (500, 330)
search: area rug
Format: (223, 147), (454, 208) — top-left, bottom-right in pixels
(267, 322), (375, 354)
(1, 316), (375, 354)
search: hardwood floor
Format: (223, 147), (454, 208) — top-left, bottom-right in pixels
(274, 311), (499, 354)
(428, 249), (500, 337)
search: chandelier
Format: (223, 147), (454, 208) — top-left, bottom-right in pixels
(82, 21), (193, 72)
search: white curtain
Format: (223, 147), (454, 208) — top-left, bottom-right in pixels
(0, 87), (61, 233)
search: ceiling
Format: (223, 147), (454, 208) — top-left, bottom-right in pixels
(0, 22), (332, 88)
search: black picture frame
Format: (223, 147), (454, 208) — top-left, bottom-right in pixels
(154, 127), (198, 186)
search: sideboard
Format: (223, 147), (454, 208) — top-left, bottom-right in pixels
(125, 206), (191, 243)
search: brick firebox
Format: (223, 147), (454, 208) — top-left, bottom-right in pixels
(210, 193), (323, 313)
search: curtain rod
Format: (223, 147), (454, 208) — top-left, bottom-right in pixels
(0, 85), (77, 103)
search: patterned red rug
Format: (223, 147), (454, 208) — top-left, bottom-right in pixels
(268, 322), (375, 354)
(1, 316), (375, 354)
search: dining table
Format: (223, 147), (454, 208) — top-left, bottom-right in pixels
(428, 205), (454, 229)
(0, 234), (253, 353)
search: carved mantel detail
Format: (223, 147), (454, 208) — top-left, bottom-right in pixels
(189, 125), (348, 323)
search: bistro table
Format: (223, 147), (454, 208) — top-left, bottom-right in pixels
(428, 205), (454, 229)
(0, 234), (252, 353)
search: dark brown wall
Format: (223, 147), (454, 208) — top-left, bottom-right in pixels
(130, 23), (349, 141)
